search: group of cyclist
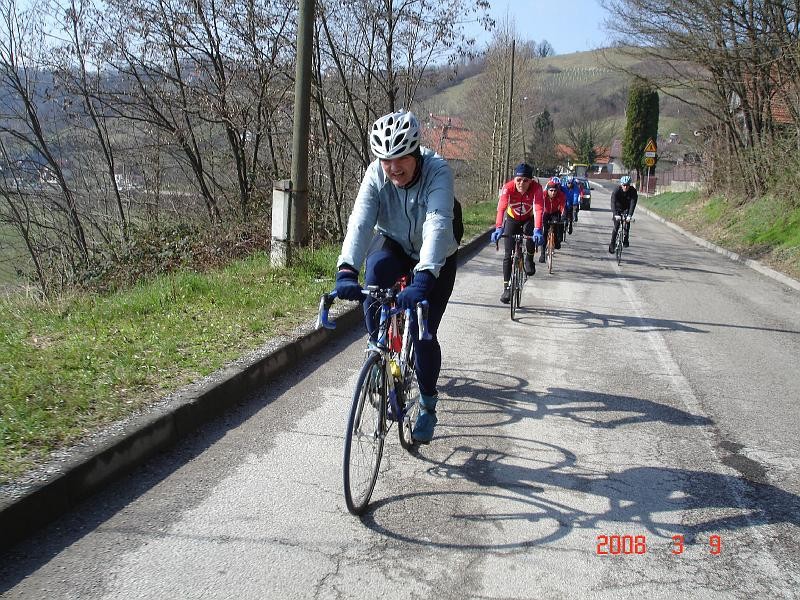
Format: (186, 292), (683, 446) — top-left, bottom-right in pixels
(333, 108), (639, 445)
(491, 164), (592, 304)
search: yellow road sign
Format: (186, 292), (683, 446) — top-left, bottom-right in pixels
(645, 139), (657, 153)
(644, 157), (655, 166)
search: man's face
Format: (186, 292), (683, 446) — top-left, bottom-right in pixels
(621, 183), (630, 191)
(547, 187), (557, 195)
(514, 176), (531, 193)
(380, 155), (418, 187)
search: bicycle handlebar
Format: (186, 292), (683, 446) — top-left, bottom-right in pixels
(315, 289), (431, 341)
(494, 233), (538, 251)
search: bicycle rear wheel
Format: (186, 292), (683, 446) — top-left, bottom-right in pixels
(343, 351), (386, 515)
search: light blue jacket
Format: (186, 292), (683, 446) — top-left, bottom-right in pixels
(337, 147), (458, 278)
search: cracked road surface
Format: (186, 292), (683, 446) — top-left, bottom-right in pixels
(2, 184), (799, 598)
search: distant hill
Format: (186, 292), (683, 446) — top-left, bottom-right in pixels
(417, 47), (699, 143)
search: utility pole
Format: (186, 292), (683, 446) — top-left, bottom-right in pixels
(504, 39), (515, 182)
(520, 96), (528, 162)
(273, 0), (314, 267)
(290, 0), (315, 248)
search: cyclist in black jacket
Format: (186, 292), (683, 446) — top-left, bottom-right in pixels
(609, 175), (638, 253)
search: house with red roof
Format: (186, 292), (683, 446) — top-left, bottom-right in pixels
(421, 114), (476, 164)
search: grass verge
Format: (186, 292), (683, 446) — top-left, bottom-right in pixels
(639, 191), (800, 280)
(0, 202), (495, 483)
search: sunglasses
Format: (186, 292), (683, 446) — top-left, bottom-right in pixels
(515, 177), (531, 183)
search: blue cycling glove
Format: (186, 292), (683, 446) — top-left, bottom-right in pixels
(397, 271), (436, 310)
(335, 268), (363, 301)
(491, 227), (503, 244)
(533, 228), (543, 246)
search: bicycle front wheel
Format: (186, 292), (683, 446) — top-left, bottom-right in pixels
(509, 260), (517, 319)
(398, 343), (418, 450)
(343, 351), (386, 515)
(616, 237), (623, 265)
(511, 255), (523, 319)
(547, 233), (555, 274)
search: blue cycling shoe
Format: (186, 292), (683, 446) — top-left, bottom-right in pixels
(412, 394), (438, 444)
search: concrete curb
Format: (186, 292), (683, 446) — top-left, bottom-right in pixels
(636, 205), (800, 292)
(0, 229), (492, 550)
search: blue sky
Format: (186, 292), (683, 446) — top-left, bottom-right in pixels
(464, 0), (611, 55)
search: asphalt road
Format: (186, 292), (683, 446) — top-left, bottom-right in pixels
(2, 182), (799, 599)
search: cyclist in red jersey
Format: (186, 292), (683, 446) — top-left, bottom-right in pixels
(537, 177), (567, 262)
(491, 163), (544, 304)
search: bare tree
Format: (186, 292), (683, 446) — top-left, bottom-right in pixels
(52, 0), (129, 240)
(310, 0), (492, 234)
(0, 0), (90, 270)
(603, 0), (800, 195)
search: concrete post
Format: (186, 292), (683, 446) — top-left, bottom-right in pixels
(271, 179), (292, 267)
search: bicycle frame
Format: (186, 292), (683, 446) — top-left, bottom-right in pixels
(496, 232), (533, 319)
(545, 215), (561, 274)
(318, 283), (432, 514)
(317, 286), (431, 423)
(613, 213), (633, 264)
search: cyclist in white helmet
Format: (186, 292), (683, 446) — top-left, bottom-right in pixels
(335, 109), (460, 444)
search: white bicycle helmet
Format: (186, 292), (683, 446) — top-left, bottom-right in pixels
(370, 110), (421, 159)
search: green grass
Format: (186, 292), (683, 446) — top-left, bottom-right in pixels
(639, 191), (800, 279)
(0, 246), (339, 481)
(462, 200), (496, 236)
(0, 203), (494, 483)
(641, 190), (701, 221)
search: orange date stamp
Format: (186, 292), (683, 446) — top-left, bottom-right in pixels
(595, 534), (723, 555)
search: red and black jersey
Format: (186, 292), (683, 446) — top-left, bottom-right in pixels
(495, 179), (544, 228)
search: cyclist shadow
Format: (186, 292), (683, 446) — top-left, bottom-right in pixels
(437, 371), (711, 430)
(360, 372), (798, 550)
(365, 433), (800, 551)
(445, 443), (799, 543)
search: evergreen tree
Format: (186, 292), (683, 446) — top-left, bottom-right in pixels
(528, 109), (558, 175)
(622, 79), (659, 182)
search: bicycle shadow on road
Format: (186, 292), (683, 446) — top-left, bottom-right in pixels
(361, 371), (799, 553)
(364, 434), (799, 552)
(438, 370), (712, 430)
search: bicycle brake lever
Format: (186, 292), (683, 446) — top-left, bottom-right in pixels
(416, 301), (432, 341)
(316, 291), (337, 330)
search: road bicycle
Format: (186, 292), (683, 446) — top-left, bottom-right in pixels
(613, 212), (633, 265)
(496, 233), (533, 320)
(544, 215), (563, 274)
(317, 278), (430, 515)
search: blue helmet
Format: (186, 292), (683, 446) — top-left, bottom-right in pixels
(620, 175), (632, 185)
(513, 163), (533, 179)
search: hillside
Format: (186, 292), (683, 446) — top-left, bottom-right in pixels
(418, 47), (699, 143)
